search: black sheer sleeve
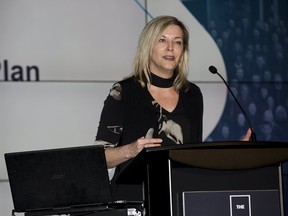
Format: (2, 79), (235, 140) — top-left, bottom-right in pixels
(95, 82), (125, 146)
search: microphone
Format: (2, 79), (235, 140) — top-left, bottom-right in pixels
(209, 65), (257, 141)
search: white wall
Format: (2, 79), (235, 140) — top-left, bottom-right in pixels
(0, 1), (145, 215)
(0, 181), (21, 216)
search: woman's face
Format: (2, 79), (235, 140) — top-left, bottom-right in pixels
(149, 24), (184, 78)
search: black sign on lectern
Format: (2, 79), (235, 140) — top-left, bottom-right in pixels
(116, 141), (288, 216)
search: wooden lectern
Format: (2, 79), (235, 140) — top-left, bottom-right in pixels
(116, 141), (288, 216)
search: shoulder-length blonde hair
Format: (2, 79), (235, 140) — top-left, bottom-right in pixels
(132, 15), (190, 91)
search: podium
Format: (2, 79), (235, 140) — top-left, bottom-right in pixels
(115, 141), (288, 216)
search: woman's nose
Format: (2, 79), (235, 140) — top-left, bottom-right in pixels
(167, 41), (173, 51)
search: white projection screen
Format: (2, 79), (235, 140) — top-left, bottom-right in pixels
(0, 0), (226, 179)
(0, 0), (146, 179)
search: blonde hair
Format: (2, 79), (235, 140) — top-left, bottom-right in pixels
(132, 15), (190, 91)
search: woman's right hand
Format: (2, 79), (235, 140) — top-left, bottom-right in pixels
(127, 137), (163, 158)
(105, 137), (162, 168)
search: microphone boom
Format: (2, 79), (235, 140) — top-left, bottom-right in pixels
(209, 65), (257, 141)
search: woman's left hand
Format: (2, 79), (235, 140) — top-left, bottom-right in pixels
(242, 128), (252, 141)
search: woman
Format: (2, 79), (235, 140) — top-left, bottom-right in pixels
(95, 15), (250, 201)
(95, 15), (202, 201)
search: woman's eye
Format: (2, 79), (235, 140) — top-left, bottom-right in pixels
(175, 41), (182, 45)
(159, 38), (166, 43)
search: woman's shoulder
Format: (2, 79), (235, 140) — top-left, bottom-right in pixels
(185, 81), (202, 95)
(117, 75), (138, 86)
(180, 81), (203, 105)
(113, 76), (143, 97)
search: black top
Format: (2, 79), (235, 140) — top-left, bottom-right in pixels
(96, 76), (203, 200)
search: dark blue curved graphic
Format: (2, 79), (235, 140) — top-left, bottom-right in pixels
(181, 0), (288, 142)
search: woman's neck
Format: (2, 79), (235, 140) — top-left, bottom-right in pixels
(149, 72), (175, 88)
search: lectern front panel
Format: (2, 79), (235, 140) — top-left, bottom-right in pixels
(182, 190), (280, 216)
(169, 160), (283, 216)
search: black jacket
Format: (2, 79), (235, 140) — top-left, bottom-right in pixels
(96, 76), (203, 200)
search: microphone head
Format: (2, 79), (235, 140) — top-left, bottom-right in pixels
(209, 65), (217, 74)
